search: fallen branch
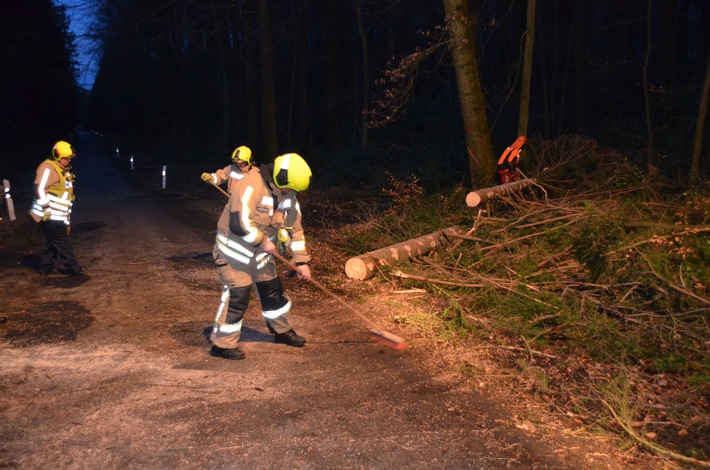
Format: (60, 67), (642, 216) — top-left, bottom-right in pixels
(345, 226), (460, 280)
(602, 399), (710, 468)
(465, 179), (538, 207)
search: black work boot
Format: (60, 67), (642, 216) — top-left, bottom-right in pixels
(209, 345), (246, 360)
(274, 329), (306, 347)
(61, 264), (86, 276)
(38, 266), (54, 275)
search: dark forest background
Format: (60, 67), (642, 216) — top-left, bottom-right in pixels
(1, 0), (709, 191)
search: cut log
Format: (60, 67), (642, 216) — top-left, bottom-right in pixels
(345, 226), (460, 281)
(465, 178), (537, 207)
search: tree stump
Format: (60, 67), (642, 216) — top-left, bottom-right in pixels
(345, 226), (460, 280)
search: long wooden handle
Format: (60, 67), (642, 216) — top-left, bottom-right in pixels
(210, 181), (386, 333)
(272, 251), (379, 330)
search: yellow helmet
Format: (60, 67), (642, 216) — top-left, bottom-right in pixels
(273, 153), (311, 192)
(52, 141), (76, 160)
(231, 145), (252, 165)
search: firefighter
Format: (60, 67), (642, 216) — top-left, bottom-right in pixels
(497, 136), (527, 184)
(209, 153), (313, 360)
(200, 145), (253, 194)
(29, 141), (86, 275)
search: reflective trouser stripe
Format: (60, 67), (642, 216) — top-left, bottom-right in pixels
(255, 252), (272, 270)
(216, 233), (253, 265)
(262, 298), (291, 320)
(212, 286), (231, 333)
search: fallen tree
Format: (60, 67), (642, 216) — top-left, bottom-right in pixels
(345, 226), (460, 280)
(465, 178), (538, 207)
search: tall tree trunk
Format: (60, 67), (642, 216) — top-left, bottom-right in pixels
(325, 1), (341, 147)
(443, 0), (494, 187)
(518, 0), (535, 137)
(689, 52), (710, 186)
(355, 0), (369, 148)
(643, 0), (655, 170)
(243, 5), (259, 151)
(215, 21), (230, 153)
(257, 0), (278, 158)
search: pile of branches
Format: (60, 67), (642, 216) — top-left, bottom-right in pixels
(365, 137), (710, 465)
(314, 135), (709, 465)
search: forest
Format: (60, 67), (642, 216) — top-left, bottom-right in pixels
(1, 0), (709, 188)
(1, 0), (710, 465)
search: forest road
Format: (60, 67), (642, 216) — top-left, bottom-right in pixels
(0, 132), (617, 469)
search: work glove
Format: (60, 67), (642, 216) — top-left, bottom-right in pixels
(259, 238), (277, 255)
(276, 228), (291, 256)
(201, 172), (212, 183)
(294, 263), (311, 281)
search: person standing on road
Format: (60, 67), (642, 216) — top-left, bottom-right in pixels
(200, 145), (254, 194)
(29, 141), (86, 275)
(209, 153), (313, 360)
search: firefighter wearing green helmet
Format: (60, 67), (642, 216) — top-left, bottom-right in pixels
(200, 145), (254, 194)
(29, 140), (86, 275)
(208, 152), (312, 360)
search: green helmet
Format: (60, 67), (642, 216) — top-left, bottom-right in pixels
(52, 141), (76, 160)
(231, 145), (252, 165)
(273, 153), (311, 192)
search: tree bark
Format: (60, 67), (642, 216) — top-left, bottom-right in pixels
(465, 178), (538, 207)
(643, 0), (655, 169)
(443, 0), (494, 187)
(345, 226), (461, 280)
(257, 0), (278, 157)
(690, 52), (710, 186)
(355, 0), (369, 148)
(518, 0), (535, 137)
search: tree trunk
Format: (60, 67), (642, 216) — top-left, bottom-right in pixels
(465, 178), (538, 207)
(518, 0), (535, 137)
(443, 0), (494, 188)
(643, 0), (655, 169)
(355, 0), (369, 148)
(345, 226), (461, 280)
(257, 0), (278, 158)
(690, 52), (710, 186)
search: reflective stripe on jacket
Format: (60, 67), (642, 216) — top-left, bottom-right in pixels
(215, 166), (310, 266)
(30, 159), (75, 224)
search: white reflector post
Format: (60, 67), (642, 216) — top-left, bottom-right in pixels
(116, 147), (120, 158)
(162, 165), (167, 189)
(130, 155), (134, 170)
(3, 179), (16, 221)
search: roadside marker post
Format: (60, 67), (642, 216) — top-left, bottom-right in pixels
(3, 179), (16, 221)
(162, 165), (167, 189)
(130, 156), (134, 170)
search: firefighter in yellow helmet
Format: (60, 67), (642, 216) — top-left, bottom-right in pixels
(209, 152), (312, 360)
(200, 145), (254, 194)
(29, 141), (86, 275)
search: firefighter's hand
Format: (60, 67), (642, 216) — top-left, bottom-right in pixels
(259, 238), (277, 255)
(294, 263), (311, 281)
(201, 172), (211, 182)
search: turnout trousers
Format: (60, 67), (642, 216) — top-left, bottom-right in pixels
(210, 248), (293, 349)
(39, 220), (80, 272)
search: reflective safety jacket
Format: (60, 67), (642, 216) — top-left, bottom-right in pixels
(205, 163), (245, 194)
(30, 159), (75, 224)
(215, 166), (310, 267)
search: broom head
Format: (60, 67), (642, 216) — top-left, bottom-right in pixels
(368, 328), (407, 351)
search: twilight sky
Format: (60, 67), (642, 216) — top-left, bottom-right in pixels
(57, 0), (97, 89)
